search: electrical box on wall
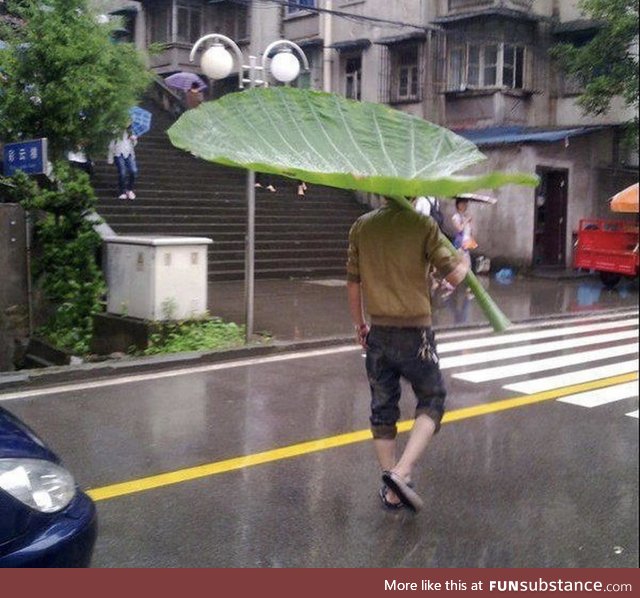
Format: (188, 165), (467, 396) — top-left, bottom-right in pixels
(104, 236), (213, 321)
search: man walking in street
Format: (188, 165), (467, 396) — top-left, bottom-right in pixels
(346, 198), (468, 512)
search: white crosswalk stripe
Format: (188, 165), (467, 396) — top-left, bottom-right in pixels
(438, 317), (638, 354)
(435, 309), (638, 343)
(439, 329), (637, 369)
(453, 343), (639, 383)
(557, 382), (639, 408)
(439, 310), (639, 419)
(502, 360), (638, 394)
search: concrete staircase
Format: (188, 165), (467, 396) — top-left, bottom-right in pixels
(92, 101), (368, 282)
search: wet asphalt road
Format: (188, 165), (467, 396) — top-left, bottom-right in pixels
(1, 307), (637, 568)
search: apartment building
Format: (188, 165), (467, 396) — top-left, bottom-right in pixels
(108, 0), (637, 269)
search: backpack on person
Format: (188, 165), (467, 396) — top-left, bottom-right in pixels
(413, 196), (454, 241)
(425, 196), (444, 230)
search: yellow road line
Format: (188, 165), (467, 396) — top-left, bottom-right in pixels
(87, 372), (638, 502)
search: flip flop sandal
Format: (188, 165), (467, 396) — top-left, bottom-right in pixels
(379, 485), (404, 510)
(382, 471), (424, 513)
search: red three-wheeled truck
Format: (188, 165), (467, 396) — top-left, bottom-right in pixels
(574, 183), (639, 288)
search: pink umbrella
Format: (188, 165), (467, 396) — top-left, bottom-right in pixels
(164, 72), (207, 92)
(456, 193), (497, 205)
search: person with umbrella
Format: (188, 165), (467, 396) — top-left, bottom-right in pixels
(108, 122), (138, 200)
(164, 72), (207, 110)
(186, 81), (204, 110)
(451, 197), (478, 298)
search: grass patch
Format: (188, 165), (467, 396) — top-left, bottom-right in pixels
(141, 317), (246, 355)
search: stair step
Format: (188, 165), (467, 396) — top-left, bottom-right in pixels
(107, 229), (350, 242)
(93, 190), (357, 202)
(102, 214), (359, 225)
(97, 204), (362, 214)
(110, 221), (354, 230)
(208, 266), (346, 282)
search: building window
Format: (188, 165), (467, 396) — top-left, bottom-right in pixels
(177, 3), (201, 44)
(449, 46), (465, 90)
(236, 4), (250, 41)
(295, 54), (313, 89)
(345, 56), (362, 100)
(214, 4), (250, 42)
(286, 0), (316, 15)
(503, 44), (524, 88)
(149, 3), (169, 43)
(393, 45), (420, 101)
(448, 43), (526, 90)
(552, 28), (598, 97)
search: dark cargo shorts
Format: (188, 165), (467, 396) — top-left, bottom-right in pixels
(365, 325), (446, 439)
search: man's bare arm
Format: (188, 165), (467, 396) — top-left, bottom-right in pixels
(444, 261), (469, 287)
(347, 280), (369, 347)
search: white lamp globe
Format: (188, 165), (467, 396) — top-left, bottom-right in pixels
(270, 50), (300, 83)
(201, 44), (234, 80)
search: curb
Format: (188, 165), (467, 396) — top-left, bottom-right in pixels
(1, 306), (637, 394)
(0, 335), (355, 392)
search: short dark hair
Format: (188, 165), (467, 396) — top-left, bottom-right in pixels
(455, 198), (469, 209)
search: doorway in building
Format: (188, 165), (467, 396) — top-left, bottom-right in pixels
(533, 167), (569, 266)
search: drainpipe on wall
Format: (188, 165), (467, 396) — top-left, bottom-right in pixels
(25, 211), (33, 335)
(171, 0), (177, 45)
(421, 0), (439, 123)
(424, 30), (433, 122)
(279, 1), (285, 39)
(322, 0), (333, 92)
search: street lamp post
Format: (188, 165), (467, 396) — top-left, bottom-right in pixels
(189, 34), (309, 343)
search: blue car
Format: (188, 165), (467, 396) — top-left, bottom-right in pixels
(0, 406), (97, 567)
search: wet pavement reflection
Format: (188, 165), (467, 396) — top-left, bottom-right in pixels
(209, 273), (639, 340)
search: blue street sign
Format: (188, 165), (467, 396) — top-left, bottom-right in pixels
(3, 138), (48, 176)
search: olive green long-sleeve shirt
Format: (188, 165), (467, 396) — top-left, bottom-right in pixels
(346, 202), (461, 328)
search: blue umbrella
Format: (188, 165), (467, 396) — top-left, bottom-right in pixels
(129, 106), (152, 136)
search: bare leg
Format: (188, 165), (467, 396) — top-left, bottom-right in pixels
(374, 438), (396, 472)
(374, 437), (401, 504)
(375, 438), (399, 503)
(392, 414), (436, 482)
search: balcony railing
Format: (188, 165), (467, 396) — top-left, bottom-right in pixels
(447, 0), (534, 12)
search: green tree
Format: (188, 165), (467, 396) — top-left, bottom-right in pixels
(551, 0), (639, 143)
(3, 163), (106, 354)
(0, 0), (152, 159)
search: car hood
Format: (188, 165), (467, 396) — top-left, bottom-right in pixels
(0, 407), (58, 462)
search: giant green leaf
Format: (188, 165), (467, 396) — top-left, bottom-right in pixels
(168, 87), (537, 333)
(168, 87), (538, 197)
